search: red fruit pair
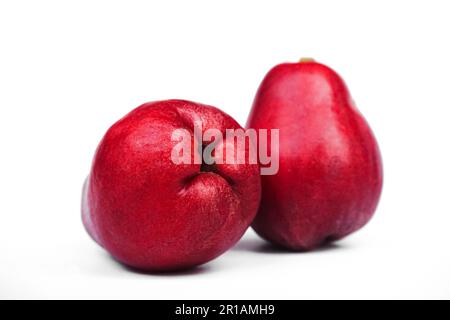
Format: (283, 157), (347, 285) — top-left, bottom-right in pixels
(82, 59), (383, 271)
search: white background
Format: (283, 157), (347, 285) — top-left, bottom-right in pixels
(1, 0), (449, 299)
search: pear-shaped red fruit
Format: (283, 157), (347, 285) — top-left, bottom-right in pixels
(247, 59), (383, 250)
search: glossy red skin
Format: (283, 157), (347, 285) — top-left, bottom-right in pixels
(82, 100), (261, 271)
(247, 61), (383, 250)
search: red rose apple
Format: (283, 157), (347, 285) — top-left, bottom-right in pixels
(247, 59), (383, 250)
(82, 100), (261, 271)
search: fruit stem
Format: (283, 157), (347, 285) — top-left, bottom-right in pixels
(299, 57), (315, 63)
